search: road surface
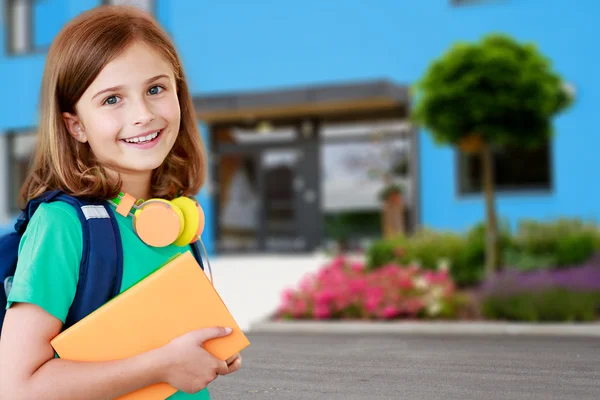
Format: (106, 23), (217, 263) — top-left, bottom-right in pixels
(208, 332), (599, 400)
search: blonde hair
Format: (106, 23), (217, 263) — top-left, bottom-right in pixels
(19, 5), (206, 208)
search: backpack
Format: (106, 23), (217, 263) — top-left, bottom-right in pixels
(0, 190), (205, 334)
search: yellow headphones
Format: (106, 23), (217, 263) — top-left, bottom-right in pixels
(107, 192), (213, 285)
(108, 192), (205, 248)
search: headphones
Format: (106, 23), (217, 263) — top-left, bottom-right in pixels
(107, 192), (213, 283)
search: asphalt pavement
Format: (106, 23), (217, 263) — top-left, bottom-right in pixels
(208, 332), (600, 400)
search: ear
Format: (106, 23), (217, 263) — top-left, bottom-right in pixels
(62, 112), (88, 143)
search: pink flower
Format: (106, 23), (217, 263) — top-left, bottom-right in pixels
(315, 290), (336, 305)
(299, 275), (315, 292)
(350, 262), (364, 272)
(278, 253), (458, 322)
(349, 279), (367, 294)
(334, 295), (352, 310)
(314, 305), (331, 319)
(291, 299), (307, 317)
(281, 288), (295, 303)
(365, 287), (383, 313)
(330, 256), (346, 270)
(381, 305), (398, 319)
(401, 298), (424, 316)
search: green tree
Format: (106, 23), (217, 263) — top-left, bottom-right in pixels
(412, 33), (573, 278)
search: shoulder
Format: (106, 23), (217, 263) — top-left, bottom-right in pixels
(9, 201), (84, 323)
(19, 200), (83, 257)
(28, 201), (81, 229)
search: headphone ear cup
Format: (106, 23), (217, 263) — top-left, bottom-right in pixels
(133, 199), (184, 247)
(171, 196), (201, 247)
(193, 201), (205, 240)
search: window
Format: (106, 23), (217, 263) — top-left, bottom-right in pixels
(6, 0), (30, 54)
(450, 0), (489, 5)
(457, 141), (552, 195)
(104, 0), (154, 14)
(5, 0), (64, 55)
(320, 121), (413, 212)
(7, 131), (37, 213)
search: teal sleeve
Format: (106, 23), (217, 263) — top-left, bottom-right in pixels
(6, 202), (82, 323)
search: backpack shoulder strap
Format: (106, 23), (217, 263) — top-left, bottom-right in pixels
(190, 240), (205, 271)
(51, 194), (123, 330)
(191, 239), (214, 285)
(15, 190), (63, 234)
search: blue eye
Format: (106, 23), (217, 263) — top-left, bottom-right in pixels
(148, 85), (164, 95)
(104, 96), (119, 105)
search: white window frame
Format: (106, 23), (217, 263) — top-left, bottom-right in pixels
(6, 130), (37, 214)
(5, 0), (32, 55)
(104, 0), (154, 14)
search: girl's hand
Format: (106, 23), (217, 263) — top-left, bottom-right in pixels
(223, 353), (242, 375)
(158, 327), (233, 394)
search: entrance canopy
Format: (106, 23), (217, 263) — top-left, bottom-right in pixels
(192, 79), (415, 253)
(193, 79), (410, 127)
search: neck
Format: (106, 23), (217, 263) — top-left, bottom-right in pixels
(117, 172), (153, 201)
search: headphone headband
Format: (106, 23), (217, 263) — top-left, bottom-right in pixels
(106, 192), (212, 284)
(108, 192), (138, 218)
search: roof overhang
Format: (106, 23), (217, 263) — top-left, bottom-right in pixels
(193, 79), (410, 127)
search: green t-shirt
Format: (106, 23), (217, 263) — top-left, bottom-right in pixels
(6, 201), (209, 400)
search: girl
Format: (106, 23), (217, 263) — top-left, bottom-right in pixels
(0, 5), (241, 400)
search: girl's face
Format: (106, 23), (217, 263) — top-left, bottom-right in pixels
(63, 41), (181, 180)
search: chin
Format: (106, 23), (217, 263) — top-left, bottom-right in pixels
(132, 160), (167, 172)
(119, 157), (168, 174)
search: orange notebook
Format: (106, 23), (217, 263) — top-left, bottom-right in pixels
(50, 250), (250, 400)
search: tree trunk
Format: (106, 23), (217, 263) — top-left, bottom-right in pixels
(381, 193), (405, 239)
(481, 142), (499, 278)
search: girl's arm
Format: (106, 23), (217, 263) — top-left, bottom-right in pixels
(0, 303), (234, 400)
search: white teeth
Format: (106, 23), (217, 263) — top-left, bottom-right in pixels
(124, 131), (160, 143)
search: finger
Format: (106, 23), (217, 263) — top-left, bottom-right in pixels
(222, 356), (242, 375)
(232, 355), (242, 366)
(194, 327), (232, 344)
(226, 353), (240, 365)
(228, 357), (242, 373)
(215, 360), (229, 376)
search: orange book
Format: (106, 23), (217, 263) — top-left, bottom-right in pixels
(50, 250), (250, 400)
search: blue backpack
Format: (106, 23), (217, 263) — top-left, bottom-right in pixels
(0, 190), (204, 334)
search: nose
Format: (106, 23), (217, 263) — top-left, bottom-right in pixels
(131, 97), (155, 126)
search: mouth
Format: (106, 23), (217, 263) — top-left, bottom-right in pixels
(120, 129), (163, 148)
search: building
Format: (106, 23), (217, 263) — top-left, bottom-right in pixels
(1, 0), (598, 255)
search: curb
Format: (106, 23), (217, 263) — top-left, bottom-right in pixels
(248, 320), (600, 338)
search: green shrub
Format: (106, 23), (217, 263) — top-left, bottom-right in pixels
(503, 249), (557, 271)
(366, 229), (462, 268)
(481, 288), (600, 322)
(366, 218), (600, 287)
(510, 219), (600, 269)
(458, 222), (513, 285)
(365, 236), (401, 268)
(366, 229), (481, 287)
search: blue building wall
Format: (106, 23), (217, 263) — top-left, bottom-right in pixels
(1, 0), (598, 248)
(0, 0), (99, 130)
(162, 0), (599, 232)
(0, 0), (215, 247)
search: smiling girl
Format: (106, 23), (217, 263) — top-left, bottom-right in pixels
(0, 5), (240, 400)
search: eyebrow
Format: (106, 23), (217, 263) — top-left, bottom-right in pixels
(92, 74), (170, 100)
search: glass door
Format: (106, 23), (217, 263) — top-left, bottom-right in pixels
(217, 154), (260, 252)
(260, 149), (306, 251)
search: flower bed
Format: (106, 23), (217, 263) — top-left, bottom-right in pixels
(477, 258), (600, 322)
(274, 253), (600, 323)
(274, 256), (465, 321)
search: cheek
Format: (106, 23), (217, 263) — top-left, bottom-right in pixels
(87, 113), (123, 142)
(161, 95), (181, 127)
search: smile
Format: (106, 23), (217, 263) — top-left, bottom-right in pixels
(122, 130), (161, 143)
(120, 129), (164, 149)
